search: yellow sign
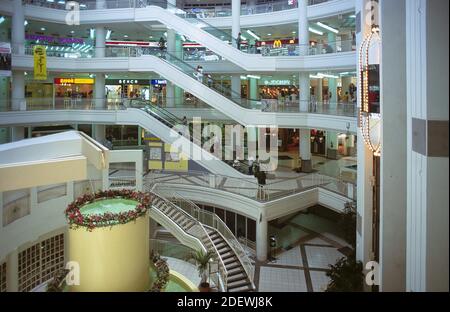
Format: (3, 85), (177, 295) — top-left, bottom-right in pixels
(55, 78), (94, 84)
(33, 45), (47, 80)
(273, 40), (282, 48)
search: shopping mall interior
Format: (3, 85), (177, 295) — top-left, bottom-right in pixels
(0, 0), (448, 293)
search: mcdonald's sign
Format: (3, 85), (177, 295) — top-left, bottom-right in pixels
(273, 40), (282, 48)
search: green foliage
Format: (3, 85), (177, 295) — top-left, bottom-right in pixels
(187, 249), (215, 285)
(325, 251), (364, 292)
(339, 201), (357, 248)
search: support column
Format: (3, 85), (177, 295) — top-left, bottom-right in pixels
(299, 72), (310, 112)
(327, 32), (336, 53)
(174, 36), (184, 106)
(299, 129), (312, 172)
(249, 77), (258, 100)
(166, 28), (177, 107)
(316, 78), (323, 102)
(231, 75), (241, 101)
(379, 0), (407, 292)
(0, 19), (9, 113)
(232, 0), (241, 48)
(93, 124), (106, 143)
(11, 0), (25, 55)
(95, 26), (105, 58)
(11, 70), (25, 141)
(94, 73), (105, 109)
(298, 0), (309, 55)
(327, 77), (337, 110)
(96, 0), (107, 9)
(256, 213), (268, 262)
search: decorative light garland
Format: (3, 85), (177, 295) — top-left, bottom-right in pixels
(358, 25), (381, 157)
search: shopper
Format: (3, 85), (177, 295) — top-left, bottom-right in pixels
(248, 156), (254, 175)
(158, 36), (166, 55)
(236, 32), (242, 50)
(181, 116), (188, 126)
(194, 65), (204, 83)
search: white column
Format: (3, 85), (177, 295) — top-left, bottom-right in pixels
(93, 124), (106, 143)
(379, 0), (407, 291)
(231, 75), (241, 101)
(299, 129), (312, 172)
(11, 0), (25, 55)
(94, 73), (105, 109)
(95, 26), (105, 58)
(355, 0), (374, 287)
(256, 213), (268, 262)
(166, 29), (177, 107)
(232, 0), (241, 48)
(299, 72), (310, 112)
(96, 0), (106, 9)
(327, 31), (336, 53)
(328, 77), (337, 110)
(298, 0), (309, 55)
(11, 71), (25, 111)
(316, 78), (323, 102)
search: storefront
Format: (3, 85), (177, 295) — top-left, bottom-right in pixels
(105, 79), (151, 101)
(25, 81), (53, 108)
(54, 77), (94, 108)
(150, 79), (167, 104)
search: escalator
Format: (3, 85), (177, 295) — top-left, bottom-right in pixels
(135, 1), (278, 71)
(128, 99), (251, 176)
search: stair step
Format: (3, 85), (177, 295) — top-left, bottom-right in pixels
(174, 214), (186, 224)
(227, 279), (251, 291)
(215, 241), (228, 250)
(227, 272), (247, 284)
(218, 246), (231, 255)
(184, 221), (195, 230)
(227, 266), (244, 276)
(227, 284), (254, 292)
(225, 262), (241, 271)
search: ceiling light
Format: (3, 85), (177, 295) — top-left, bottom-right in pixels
(349, 14), (356, 18)
(46, 0), (55, 3)
(246, 30), (260, 41)
(308, 27), (323, 35)
(106, 29), (112, 40)
(40, 27), (46, 31)
(316, 22), (339, 34)
(247, 74), (261, 79)
(58, 1), (65, 4)
(70, 30), (75, 34)
(0, 17), (5, 24)
(240, 75), (247, 80)
(80, 4), (86, 8)
(240, 35), (247, 40)
(149, 35), (153, 39)
(292, 31), (296, 34)
(24, 20), (28, 26)
(267, 33), (271, 36)
(123, 34), (128, 38)
(164, 32), (167, 37)
(317, 73), (339, 79)
(89, 28), (95, 39)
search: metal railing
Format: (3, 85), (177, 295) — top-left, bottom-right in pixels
(109, 176), (136, 188)
(146, 170), (356, 202)
(163, 189), (254, 289)
(150, 191), (227, 291)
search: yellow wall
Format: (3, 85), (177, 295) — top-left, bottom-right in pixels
(68, 213), (150, 292)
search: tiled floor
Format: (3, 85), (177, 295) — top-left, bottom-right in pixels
(258, 266), (308, 292)
(304, 246), (344, 269)
(165, 257), (201, 286)
(275, 246), (303, 267)
(309, 271), (331, 292)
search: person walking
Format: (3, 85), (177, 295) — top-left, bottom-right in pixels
(158, 36), (166, 56)
(236, 32), (242, 50)
(194, 65), (204, 83)
(248, 156), (254, 175)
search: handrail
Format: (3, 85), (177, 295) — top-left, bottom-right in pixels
(160, 188), (254, 289)
(150, 188), (228, 291)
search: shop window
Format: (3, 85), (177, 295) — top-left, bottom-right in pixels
(225, 211), (236, 236)
(246, 218), (256, 243)
(236, 214), (246, 240)
(2, 189), (30, 227)
(18, 233), (65, 292)
(215, 208), (225, 222)
(37, 183), (67, 204)
(0, 262), (6, 292)
(204, 205), (214, 213)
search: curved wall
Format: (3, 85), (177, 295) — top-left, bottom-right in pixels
(68, 213), (150, 292)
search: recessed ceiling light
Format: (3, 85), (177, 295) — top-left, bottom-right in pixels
(267, 33), (271, 36)
(70, 30), (75, 34)
(124, 35), (128, 38)
(292, 31), (296, 34)
(316, 22), (339, 34)
(40, 27), (46, 31)
(24, 20), (28, 26)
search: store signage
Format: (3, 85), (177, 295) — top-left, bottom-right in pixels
(108, 79), (149, 85)
(26, 34), (84, 45)
(263, 79), (291, 86)
(33, 46), (47, 81)
(151, 79), (167, 85)
(54, 78), (94, 84)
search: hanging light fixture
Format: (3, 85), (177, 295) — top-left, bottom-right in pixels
(358, 25), (382, 157)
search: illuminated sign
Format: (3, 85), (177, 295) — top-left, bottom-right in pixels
(54, 78), (94, 84)
(151, 79), (167, 85)
(33, 46), (47, 81)
(263, 79), (291, 86)
(106, 79), (149, 85)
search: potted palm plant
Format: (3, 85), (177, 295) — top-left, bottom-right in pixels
(188, 249), (216, 292)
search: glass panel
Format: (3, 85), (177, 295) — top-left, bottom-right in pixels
(246, 218), (256, 243)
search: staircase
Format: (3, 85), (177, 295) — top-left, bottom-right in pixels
(150, 189), (255, 292)
(202, 227), (254, 292)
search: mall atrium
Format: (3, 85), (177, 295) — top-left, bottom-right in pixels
(0, 0), (448, 293)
